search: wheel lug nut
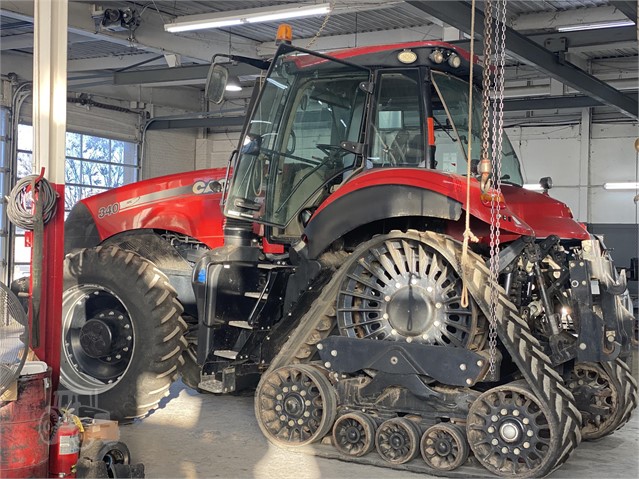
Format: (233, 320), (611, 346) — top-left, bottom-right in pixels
(300, 390), (307, 397)
(297, 419), (304, 425)
(435, 303), (442, 309)
(282, 387), (289, 393)
(115, 354), (121, 359)
(280, 415), (286, 421)
(118, 315), (124, 320)
(124, 324), (130, 329)
(106, 357), (112, 361)
(395, 282), (402, 288)
(276, 394), (283, 400)
(501, 447), (508, 454)
(305, 400), (311, 406)
(513, 410), (520, 417)
(522, 418), (529, 425)
(411, 278), (417, 285)
(385, 295), (391, 302)
(123, 347), (129, 352)
(383, 313), (389, 320)
(406, 337), (413, 343)
(488, 426), (495, 433)
(427, 286), (433, 293)
(391, 329), (398, 336)
(523, 441), (530, 449)
(500, 408), (508, 415)
(433, 320), (441, 327)
(491, 439), (499, 446)
(108, 311), (114, 316)
(304, 411), (310, 417)
(527, 430), (534, 437)
(514, 448), (520, 455)
(127, 336), (132, 341)
(292, 385), (298, 391)
(460, 363), (467, 371)
(275, 405), (282, 411)
(491, 415), (499, 422)
(288, 420), (295, 427)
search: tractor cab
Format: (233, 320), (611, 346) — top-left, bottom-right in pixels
(223, 42), (523, 242)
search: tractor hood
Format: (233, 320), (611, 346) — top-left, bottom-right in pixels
(65, 168), (228, 252)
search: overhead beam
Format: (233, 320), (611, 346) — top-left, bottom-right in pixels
(609, 1), (638, 22)
(112, 62), (260, 87)
(146, 116), (245, 130)
(407, 1), (637, 118)
(504, 93), (639, 111)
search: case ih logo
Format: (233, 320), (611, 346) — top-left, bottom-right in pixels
(192, 179), (224, 195)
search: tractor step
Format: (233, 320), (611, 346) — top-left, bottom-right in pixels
(229, 320), (253, 330)
(198, 377), (224, 394)
(213, 350), (238, 360)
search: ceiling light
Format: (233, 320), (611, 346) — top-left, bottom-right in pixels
(603, 182), (639, 190)
(557, 20), (634, 32)
(165, 3), (331, 33)
(523, 184), (544, 191)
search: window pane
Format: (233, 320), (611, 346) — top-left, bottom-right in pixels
(14, 236), (31, 263)
(110, 164), (125, 187)
(65, 185), (83, 210)
(17, 152), (32, 178)
(82, 135), (110, 161)
(82, 161), (109, 187)
(66, 132), (82, 157)
(111, 141), (124, 164)
(65, 158), (83, 184)
(17, 124), (33, 152)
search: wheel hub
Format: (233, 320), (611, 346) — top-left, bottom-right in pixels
(435, 438), (452, 455)
(390, 432), (406, 449)
(346, 426), (362, 443)
(79, 319), (113, 358)
(499, 421), (521, 443)
(387, 284), (434, 337)
(283, 394), (304, 418)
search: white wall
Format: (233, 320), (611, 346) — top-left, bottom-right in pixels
(143, 128), (198, 179)
(506, 121), (638, 224)
(200, 131), (241, 170)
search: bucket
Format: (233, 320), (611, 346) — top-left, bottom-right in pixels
(0, 364), (52, 478)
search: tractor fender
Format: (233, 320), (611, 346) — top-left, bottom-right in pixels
(303, 184), (462, 259)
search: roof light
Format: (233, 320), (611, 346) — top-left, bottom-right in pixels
(165, 3), (331, 32)
(447, 53), (461, 68)
(603, 182), (639, 190)
(557, 20), (634, 32)
(523, 184), (544, 191)
(429, 49), (445, 64)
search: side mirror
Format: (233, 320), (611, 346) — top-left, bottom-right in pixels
(539, 176), (553, 192)
(205, 64), (229, 104)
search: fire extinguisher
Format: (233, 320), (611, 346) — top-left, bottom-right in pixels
(49, 412), (81, 478)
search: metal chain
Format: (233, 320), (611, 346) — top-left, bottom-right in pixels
(487, 0), (508, 374)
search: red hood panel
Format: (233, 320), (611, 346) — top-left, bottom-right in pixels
(80, 168), (227, 248)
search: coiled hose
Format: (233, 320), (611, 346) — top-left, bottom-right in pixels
(5, 174), (58, 229)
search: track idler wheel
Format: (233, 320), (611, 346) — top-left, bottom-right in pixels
(567, 362), (620, 440)
(420, 423), (469, 471)
(375, 418), (421, 465)
(332, 412), (377, 457)
(255, 364), (337, 447)
(467, 381), (560, 478)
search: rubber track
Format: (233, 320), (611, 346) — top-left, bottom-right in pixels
(601, 358), (639, 432)
(265, 230), (583, 476)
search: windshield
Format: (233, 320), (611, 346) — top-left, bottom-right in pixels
(225, 48), (369, 228)
(431, 72), (523, 185)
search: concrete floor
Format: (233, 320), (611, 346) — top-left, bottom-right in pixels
(119, 367), (639, 479)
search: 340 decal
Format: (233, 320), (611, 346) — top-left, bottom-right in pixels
(97, 202), (120, 218)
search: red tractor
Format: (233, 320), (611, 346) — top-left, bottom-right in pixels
(60, 41), (636, 477)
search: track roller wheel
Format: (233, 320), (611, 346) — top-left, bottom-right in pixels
(375, 417), (421, 465)
(420, 423), (469, 471)
(255, 364), (336, 447)
(567, 362), (621, 440)
(332, 412), (377, 457)
(467, 381), (561, 478)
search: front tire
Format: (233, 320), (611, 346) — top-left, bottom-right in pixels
(61, 245), (186, 420)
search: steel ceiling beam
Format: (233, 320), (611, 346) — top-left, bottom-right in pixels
(146, 116), (245, 130)
(503, 93), (639, 111)
(609, 1), (638, 21)
(407, 1), (638, 118)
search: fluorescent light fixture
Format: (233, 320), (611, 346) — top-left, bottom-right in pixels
(603, 182), (639, 190)
(557, 20), (634, 32)
(165, 3), (331, 33)
(523, 183), (544, 191)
